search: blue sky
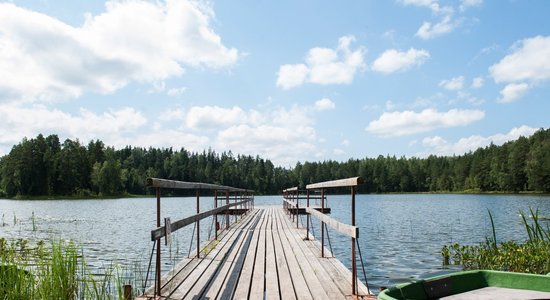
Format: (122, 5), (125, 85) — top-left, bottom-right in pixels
(1, 0), (550, 166)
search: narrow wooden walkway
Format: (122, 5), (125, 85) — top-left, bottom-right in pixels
(139, 206), (374, 300)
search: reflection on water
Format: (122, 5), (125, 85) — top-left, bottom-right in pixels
(1, 194), (550, 290)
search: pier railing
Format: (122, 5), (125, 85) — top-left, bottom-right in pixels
(283, 176), (369, 296)
(146, 178), (254, 297)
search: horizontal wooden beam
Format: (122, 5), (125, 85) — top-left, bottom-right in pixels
(147, 178), (253, 192)
(283, 187), (299, 192)
(306, 177), (364, 190)
(151, 199), (251, 240)
(283, 198), (297, 208)
(305, 207), (359, 238)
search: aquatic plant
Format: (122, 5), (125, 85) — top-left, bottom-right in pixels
(0, 238), (140, 299)
(442, 208), (550, 274)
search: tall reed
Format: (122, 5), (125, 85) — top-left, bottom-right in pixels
(442, 209), (550, 274)
(0, 238), (138, 299)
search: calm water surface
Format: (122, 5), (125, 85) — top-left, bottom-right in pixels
(1, 194), (550, 291)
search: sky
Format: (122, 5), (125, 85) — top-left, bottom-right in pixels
(1, 0), (550, 167)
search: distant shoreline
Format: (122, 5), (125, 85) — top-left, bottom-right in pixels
(4, 190), (550, 200)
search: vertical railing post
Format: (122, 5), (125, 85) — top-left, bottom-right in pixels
(155, 187), (161, 296)
(214, 190), (218, 240)
(196, 189), (200, 258)
(306, 190), (310, 240)
(351, 186), (357, 296)
(225, 191), (229, 229)
(296, 190), (300, 229)
(321, 188), (325, 258)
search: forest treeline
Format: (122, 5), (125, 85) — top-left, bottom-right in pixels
(1, 128), (550, 198)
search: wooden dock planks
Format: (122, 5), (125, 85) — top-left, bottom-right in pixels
(138, 205), (375, 300)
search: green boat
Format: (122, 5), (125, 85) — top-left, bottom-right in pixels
(378, 270), (550, 299)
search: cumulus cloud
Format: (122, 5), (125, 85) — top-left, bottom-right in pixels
(498, 83), (530, 103)
(399, 0), (452, 14)
(471, 77), (484, 89)
(276, 35), (365, 89)
(488, 36), (550, 103)
(314, 98), (336, 111)
(185, 106), (264, 130)
(460, 0), (483, 11)
(0, 1), (238, 103)
(372, 48), (430, 74)
(490, 36), (550, 83)
(439, 76), (464, 91)
(421, 125), (537, 156)
(0, 103), (150, 153)
(177, 104), (319, 165)
(215, 107), (317, 166)
(366, 108), (485, 137)
(416, 15), (457, 40)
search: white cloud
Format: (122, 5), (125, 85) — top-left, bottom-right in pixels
(399, 0), (450, 14)
(314, 98), (336, 111)
(185, 106), (264, 130)
(439, 76), (464, 91)
(341, 139), (350, 147)
(0, 103), (148, 153)
(366, 108), (485, 137)
(276, 35), (365, 89)
(217, 123), (316, 166)
(490, 36), (550, 83)
(372, 48), (430, 74)
(0, 1), (238, 103)
(498, 83), (530, 103)
(385, 100), (397, 111)
(276, 64), (309, 90)
(416, 15), (456, 40)
(167, 87), (187, 97)
(333, 148), (345, 156)
(471, 77), (484, 89)
(460, 0), (483, 11)
(421, 125), (538, 156)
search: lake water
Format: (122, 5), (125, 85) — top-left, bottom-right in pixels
(1, 194), (550, 292)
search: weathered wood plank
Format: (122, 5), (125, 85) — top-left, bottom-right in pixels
(211, 213), (262, 299)
(305, 207), (359, 238)
(249, 207), (267, 299)
(187, 213), (259, 299)
(167, 210), (259, 299)
(264, 208), (280, 300)
(232, 210), (265, 299)
(276, 209), (330, 300)
(272, 206), (307, 300)
(278, 208), (344, 299)
(306, 177), (364, 189)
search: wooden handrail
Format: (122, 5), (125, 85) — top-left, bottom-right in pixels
(147, 177), (253, 193)
(306, 177), (363, 189)
(305, 207), (358, 238)
(151, 198), (251, 240)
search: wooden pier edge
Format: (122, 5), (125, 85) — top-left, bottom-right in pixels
(137, 206), (374, 300)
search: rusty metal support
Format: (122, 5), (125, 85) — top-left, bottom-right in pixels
(321, 188), (325, 258)
(225, 191), (229, 229)
(296, 191), (300, 229)
(306, 190), (310, 240)
(155, 187), (161, 296)
(214, 190), (218, 240)
(351, 186), (357, 295)
(196, 189), (200, 258)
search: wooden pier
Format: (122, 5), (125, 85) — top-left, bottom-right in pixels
(139, 177), (374, 300)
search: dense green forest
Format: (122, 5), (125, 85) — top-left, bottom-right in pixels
(1, 128), (550, 198)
